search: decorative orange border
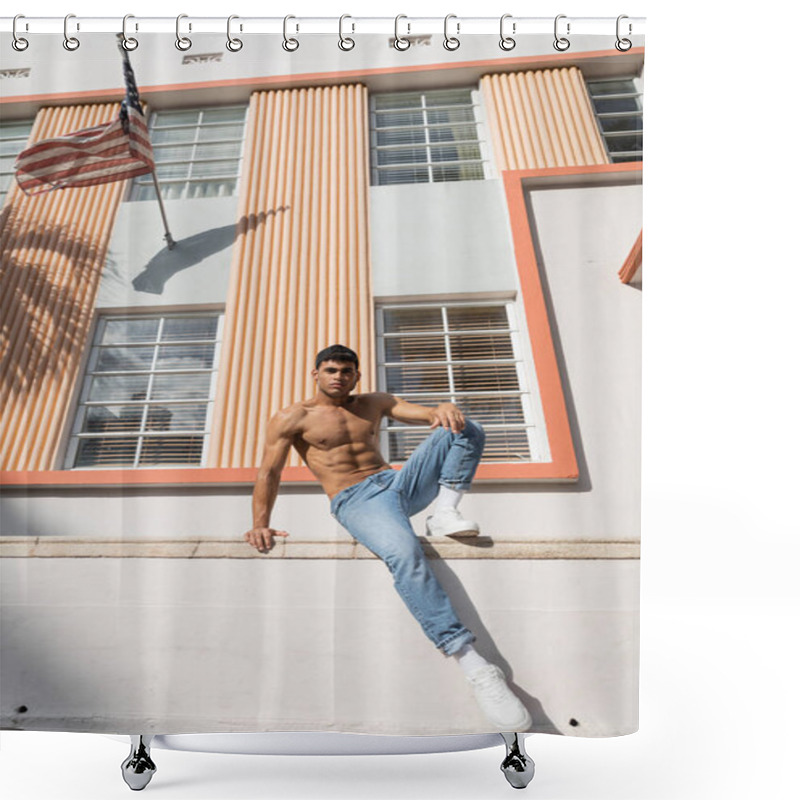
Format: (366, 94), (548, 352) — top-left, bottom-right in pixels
(619, 229), (643, 283)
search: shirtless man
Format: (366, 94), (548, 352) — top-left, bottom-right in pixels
(244, 344), (531, 731)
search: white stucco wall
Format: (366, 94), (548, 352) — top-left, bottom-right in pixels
(525, 180), (642, 537)
(98, 196), (237, 308)
(0, 556), (638, 737)
(370, 180), (518, 298)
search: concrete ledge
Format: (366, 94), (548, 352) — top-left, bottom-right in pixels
(0, 537), (640, 560)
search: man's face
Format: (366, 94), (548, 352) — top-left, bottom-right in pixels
(312, 360), (360, 399)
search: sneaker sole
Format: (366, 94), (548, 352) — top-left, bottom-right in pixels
(489, 714), (532, 731)
(425, 524), (481, 538)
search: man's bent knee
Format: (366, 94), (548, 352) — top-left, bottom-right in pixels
(463, 418), (485, 440)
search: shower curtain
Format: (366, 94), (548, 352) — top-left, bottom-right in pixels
(0, 21), (643, 740)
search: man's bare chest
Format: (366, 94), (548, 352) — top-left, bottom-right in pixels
(298, 406), (380, 452)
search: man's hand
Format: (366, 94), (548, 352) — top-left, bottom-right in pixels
(244, 526), (290, 554)
(430, 402), (465, 432)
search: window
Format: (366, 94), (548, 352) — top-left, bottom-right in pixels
(66, 313), (223, 468)
(586, 78), (643, 163)
(129, 106), (247, 201)
(0, 119), (34, 204)
(370, 89), (488, 185)
(377, 302), (544, 462)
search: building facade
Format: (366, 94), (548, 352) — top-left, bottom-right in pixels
(1, 33), (643, 736)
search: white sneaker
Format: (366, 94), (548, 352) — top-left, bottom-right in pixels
(466, 664), (532, 731)
(425, 507), (480, 538)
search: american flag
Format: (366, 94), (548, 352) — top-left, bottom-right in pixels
(14, 47), (155, 195)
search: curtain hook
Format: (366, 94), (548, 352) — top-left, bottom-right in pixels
(12, 14), (29, 51)
(176, 14), (192, 51)
(283, 15), (299, 51)
(226, 15), (243, 51)
(443, 14), (460, 51)
(554, 14), (570, 51)
(615, 15), (632, 51)
(499, 14), (516, 51)
(338, 14), (355, 51)
(394, 15), (411, 51)
(121, 14), (138, 51)
(63, 14), (80, 51)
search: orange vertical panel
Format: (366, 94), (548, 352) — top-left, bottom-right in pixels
(563, 67), (607, 165)
(0, 103), (127, 471)
(481, 67), (609, 171)
(524, 71), (558, 167)
(207, 84), (373, 468)
(353, 83), (374, 386)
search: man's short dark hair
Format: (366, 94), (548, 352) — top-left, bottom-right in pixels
(315, 344), (359, 370)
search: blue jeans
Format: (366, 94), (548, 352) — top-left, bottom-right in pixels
(330, 420), (485, 656)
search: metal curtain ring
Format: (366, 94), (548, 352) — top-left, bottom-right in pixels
(394, 15), (410, 51)
(615, 14), (632, 51)
(283, 15), (299, 51)
(443, 14), (460, 51)
(226, 15), (243, 51)
(121, 14), (138, 51)
(176, 14), (192, 51)
(63, 14), (80, 51)
(338, 14), (355, 51)
(12, 14), (29, 51)
(499, 14), (515, 51)
(554, 14), (570, 51)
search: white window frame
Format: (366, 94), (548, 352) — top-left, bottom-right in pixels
(586, 77), (643, 163)
(128, 105), (248, 202)
(369, 88), (492, 186)
(376, 299), (545, 463)
(0, 118), (34, 204)
(65, 311), (225, 469)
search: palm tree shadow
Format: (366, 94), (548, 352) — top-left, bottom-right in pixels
(131, 207), (289, 294)
(0, 205), (104, 396)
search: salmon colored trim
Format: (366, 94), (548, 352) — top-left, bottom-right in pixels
(0, 47), (644, 106)
(619, 229), (643, 283)
(507, 162), (643, 182)
(0, 467), (313, 487)
(1, 462), (574, 488)
(503, 172), (575, 480)
(500, 161), (643, 480)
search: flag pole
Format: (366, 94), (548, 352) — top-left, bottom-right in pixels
(150, 170), (176, 250)
(116, 35), (175, 250)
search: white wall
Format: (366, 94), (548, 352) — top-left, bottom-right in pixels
(370, 180), (518, 298)
(0, 556), (638, 737)
(98, 196), (237, 307)
(524, 181), (643, 538)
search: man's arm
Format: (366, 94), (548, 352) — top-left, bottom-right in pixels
(377, 393), (466, 433)
(244, 408), (299, 553)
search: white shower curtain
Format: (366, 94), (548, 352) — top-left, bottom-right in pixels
(1, 20), (642, 741)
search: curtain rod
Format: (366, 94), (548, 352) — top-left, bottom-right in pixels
(2, 16), (646, 37)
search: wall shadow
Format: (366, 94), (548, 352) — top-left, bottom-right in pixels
(432, 556), (563, 736)
(131, 207), (290, 295)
